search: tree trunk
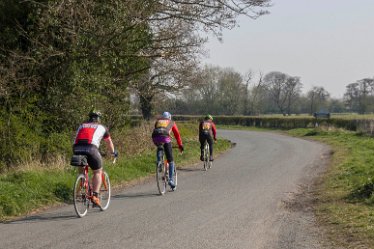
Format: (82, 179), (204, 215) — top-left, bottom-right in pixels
(139, 95), (153, 121)
(310, 95), (315, 115)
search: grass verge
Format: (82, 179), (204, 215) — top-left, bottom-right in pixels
(0, 122), (231, 221)
(287, 128), (374, 248)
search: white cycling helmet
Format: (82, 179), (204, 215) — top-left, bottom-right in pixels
(162, 111), (171, 120)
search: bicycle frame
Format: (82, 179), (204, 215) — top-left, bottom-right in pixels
(78, 165), (94, 204)
(73, 158), (113, 217)
(79, 166), (109, 200)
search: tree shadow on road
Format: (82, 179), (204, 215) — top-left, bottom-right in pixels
(112, 192), (160, 199)
(4, 211), (76, 224)
(178, 167), (203, 172)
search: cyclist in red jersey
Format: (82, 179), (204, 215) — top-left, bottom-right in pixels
(199, 114), (217, 161)
(152, 112), (184, 189)
(73, 110), (117, 207)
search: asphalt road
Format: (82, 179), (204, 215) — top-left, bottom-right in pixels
(0, 130), (331, 249)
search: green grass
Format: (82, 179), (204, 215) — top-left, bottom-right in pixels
(286, 128), (374, 248)
(0, 122), (231, 221)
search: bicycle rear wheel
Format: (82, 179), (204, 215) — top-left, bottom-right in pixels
(203, 143), (210, 171)
(73, 174), (89, 218)
(100, 171), (111, 211)
(156, 161), (167, 195)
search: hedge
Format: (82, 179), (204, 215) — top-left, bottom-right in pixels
(171, 115), (374, 135)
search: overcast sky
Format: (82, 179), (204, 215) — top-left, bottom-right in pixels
(202, 0), (374, 98)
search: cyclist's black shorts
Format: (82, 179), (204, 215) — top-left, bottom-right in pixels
(157, 142), (174, 163)
(73, 144), (102, 170)
(199, 134), (214, 153)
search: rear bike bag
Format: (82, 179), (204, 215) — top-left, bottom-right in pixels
(70, 155), (88, 167)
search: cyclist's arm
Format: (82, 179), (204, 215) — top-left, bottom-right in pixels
(102, 127), (115, 154)
(171, 123), (183, 147)
(104, 137), (115, 154)
(212, 123), (217, 140)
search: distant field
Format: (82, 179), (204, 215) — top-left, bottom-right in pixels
(331, 113), (374, 119)
(174, 113), (374, 120)
(261, 113), (374, 119)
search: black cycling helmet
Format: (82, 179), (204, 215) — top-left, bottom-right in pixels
(204, 114), (213, 121)
(89, 110), (102, 122)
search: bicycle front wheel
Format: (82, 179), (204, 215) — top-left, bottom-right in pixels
(173, 167), (178, 191)
(73, 174), (89, 218)
(156, 162), (167, 195)
(100, 171), (111, 211)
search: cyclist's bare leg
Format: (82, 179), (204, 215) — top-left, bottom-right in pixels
(156, 145), (163, 163)
(199, 136), (207, 160)
(92, 168), (103, 194)
(207, 136), (214, 160)
(164, 142), (175, 188)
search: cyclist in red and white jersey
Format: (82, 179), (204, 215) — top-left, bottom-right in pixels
(73, 110), (117, 207)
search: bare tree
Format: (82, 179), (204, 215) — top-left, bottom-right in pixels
(197, 66), (220, 107)
(357, 78), (374, 113)
(344, 83), (360, 112)
(263, 72), (288, 115)
(344, 78), (374, 113)
(263, 72), (302, 115)
(134, 0), (271, 118)
(284, 76), (302, 115)
(217, 68), (244, 115)
(133, 57), (199, 119)
(307, 86), (330, 115)
(242, 71), (267, 115)
(242, 70), (252, 115)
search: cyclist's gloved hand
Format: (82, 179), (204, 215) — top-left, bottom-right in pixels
(179, 145), (184, 153)
(214, 137), (217, 142)
(112, 150), (119, 158)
